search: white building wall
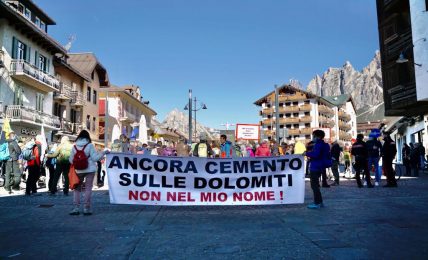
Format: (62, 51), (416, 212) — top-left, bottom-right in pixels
(0, 21), (55, 113)
(410, 0), (428, 101)
(345, 101), (357, 138)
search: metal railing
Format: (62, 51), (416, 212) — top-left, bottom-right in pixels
(54, 82), (72, 99)
(338, 110), (351, 121)
(299, 104), (312, 111)
(60, 120), (84, 134)
(70, 91), (85, 106)
(10, 60), (59, 90)
(5, 105), (60, 128)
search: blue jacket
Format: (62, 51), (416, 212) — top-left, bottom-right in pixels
(306, 139), (330, 172)
(220, 141), (232, 158)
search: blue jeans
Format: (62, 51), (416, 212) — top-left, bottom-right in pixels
(368, 157), (380, 182)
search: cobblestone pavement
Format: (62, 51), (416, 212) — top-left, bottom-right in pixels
(1, 174), (428, 259)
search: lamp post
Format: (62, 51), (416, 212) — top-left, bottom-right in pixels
(184, 89), (207, 144)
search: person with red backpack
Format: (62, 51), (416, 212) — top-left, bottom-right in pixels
(25, 135), (43, 196)
(68, 130), (109, 216)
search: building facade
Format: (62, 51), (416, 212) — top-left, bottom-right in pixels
(51, 56), (90, 142)
(376, 0), (428, 116)
(99, 85), (156, 147)
(254, 85), (356, 145)
(67, 53), (110, 147)
(0, 0), (66, 141)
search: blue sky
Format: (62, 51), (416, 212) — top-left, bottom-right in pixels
(37, 0), (379, 129)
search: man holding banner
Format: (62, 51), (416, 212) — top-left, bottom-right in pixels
(305, 129), (331, 209)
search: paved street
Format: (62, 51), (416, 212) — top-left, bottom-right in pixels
(1, 174), (428, 260)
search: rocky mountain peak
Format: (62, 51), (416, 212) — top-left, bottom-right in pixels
(306, 51), (383, 109)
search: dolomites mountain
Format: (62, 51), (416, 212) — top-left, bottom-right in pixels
(306, 51), (383, 109)
(161, 108), (216, 140)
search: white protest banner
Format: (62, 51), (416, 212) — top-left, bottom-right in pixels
(235, 124), (260, 140)
(106, 153), (305, 206)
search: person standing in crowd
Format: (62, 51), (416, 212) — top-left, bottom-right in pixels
(220, 134), (233, 158)
(4, 131), (21, 194)
(46, 143), (57, 195)
(280, 142), (288, 155)
(343, 147), (351, 176)
(193, 133), (213, 157)
(246, 143), (255, 157)
(351, 134), (374, 188)
(255, 140), (271, 157)
(211, 142), (221, 158)
(162, 143), (176, 156)
(155, 141), (164, 156)
(46, 136), (72, 196)
(418, 142), (426, 170)
(330, 140), (342, 186)
(69, 130), (109, 215)
(305, 129), (330, 209)
(409, 143), (419, 177)
(25, 135), (43, 196)
(382, 132), (397, 187)
(176, 138), (189, 157)
(366, 133), (382, 186)
(402, 143), (411, 176)
(294, 138), (306, 155)
(270, 140), (280, 156)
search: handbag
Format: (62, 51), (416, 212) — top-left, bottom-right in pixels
(68, 165), (80, 190)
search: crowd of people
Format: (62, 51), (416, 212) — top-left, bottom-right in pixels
(0, 128), (427, 213)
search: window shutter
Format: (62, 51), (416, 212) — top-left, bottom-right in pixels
(34, 51), (39, 67)
(26, 46), (31, 63)
(46, 58), (50, 74)
(12, 37), (17, 59)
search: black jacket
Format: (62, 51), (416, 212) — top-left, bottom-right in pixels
(331, 143), (341, 161)
(366, 139), (382, 158)
(381, 137), (397, 161)
(351, 140), (368, 160)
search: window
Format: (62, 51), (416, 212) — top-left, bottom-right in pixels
(91, 71), (95, 80)
(93, 90), (97, 104)
(38, 54), (47, 72)
(304, 100), (310, 104)
(293, 113), (299, 117)
(36, 93), (44, 112)
(293, 124), (299, 128)
(92, 117), (96, 132)
(426, 0), (428, 11)
(293, 102), (298, 106)
(13, 86), (23, 106)
(39, 21), (46, 32)
(305, 123), (310, 128)
(18, 4), (24, 13)
(71, 109), (77, 123)
(87, 87), (91, 102)
(17, 40), (26, 60)
(24, 8), (31, 20)
(305, 112), (310, 116)
(86, 115), (91, 130)
(35, 17), (40, 27)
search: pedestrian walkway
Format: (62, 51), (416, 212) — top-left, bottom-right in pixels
(1, 175), (428, 259)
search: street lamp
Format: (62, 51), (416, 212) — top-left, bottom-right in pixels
(396, 38), (426, 67)
(184, 89), (207, 144)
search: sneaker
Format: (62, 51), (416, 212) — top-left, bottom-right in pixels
(69, 207), (80, 215)
(363, 181), (367, 186)
(307, 203), (321, 209)
(83, 208), (92, 216)
(375, 182), (379, 187)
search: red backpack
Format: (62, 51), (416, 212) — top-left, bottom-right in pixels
(73, 144), (90, 170)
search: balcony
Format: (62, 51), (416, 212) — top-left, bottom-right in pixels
(338, 110), (351, 121)
(278, 93), (308, 102)
(300, 128), (313, 135)
(339, 131), (352, 141)
(70, 91), (85, 108)
(288, 129), (300, 136)
(300, 116), (312, 123)
(262, 119), (272, 126)
(299, 104), (312, 111)
(279, 106), (299, 113)
(59, 120), (84, 134)
(119, 111), (137, 123)
(262, 107), (274, 115)
(5, 105), (60, 129)
(339, 121), (352, 131)
(10, 60), (59, 92)
(53, 82), (72, 101)
(318, 105), (334, 115)
(319, 116), (335, 127)
(279, 117), (300, 124)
